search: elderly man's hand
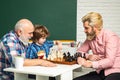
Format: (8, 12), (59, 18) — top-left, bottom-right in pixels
(40, 60), (57, 67)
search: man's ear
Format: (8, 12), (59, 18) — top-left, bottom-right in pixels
(17, 29), (22, 36)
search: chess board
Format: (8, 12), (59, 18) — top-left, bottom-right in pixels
(46, 59), (77, 65)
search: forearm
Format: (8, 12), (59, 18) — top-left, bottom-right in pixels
(24, 59), (42, 66)
(24, 59), (56, 67)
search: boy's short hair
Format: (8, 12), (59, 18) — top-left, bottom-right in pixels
(32, 24), (50, 42)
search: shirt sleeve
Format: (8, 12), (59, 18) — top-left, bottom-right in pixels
(77, 40), (91, 58)
(45, 40), (54, 48)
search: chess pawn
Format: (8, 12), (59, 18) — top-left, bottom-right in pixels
(50, 49), (57, 61)
(50, 56), (55, 61)
(47, 54), (51, 60)
(60, 52), (64, 61)
(57, 51), (64, 61)
(57, 50), (61, 58)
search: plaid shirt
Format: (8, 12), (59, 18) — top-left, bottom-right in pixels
(26, 40), (54, 59)
(0, 30), (26, 80)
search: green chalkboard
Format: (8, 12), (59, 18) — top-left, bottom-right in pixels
(0, 0), (77, 40)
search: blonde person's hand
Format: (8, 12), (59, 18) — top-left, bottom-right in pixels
(77, 57), (92, 68)
(77, 57), (86, 65)
(88, 54), (101, 61)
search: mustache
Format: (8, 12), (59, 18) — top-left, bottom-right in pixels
(86, 32), (96, 40)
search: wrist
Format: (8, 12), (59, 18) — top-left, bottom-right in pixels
(54, 40), (58, 45)
(39, 59), (44, 66)
(87, 60), (93, 68)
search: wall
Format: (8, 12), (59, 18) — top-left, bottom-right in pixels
(77, 0), (120, 42)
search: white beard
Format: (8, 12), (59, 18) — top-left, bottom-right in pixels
(19, 35), (29, 46)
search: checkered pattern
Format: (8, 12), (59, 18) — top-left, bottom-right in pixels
(0, 30), (26, 80)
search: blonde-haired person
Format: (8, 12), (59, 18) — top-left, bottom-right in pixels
(73, 12), (120, 80)
(0, 19), (56, 80)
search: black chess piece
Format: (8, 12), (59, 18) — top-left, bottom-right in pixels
(73, 52), (82, 61)
(63, 52), (66, 57)
(83, 53), (86, 59)
(67, 52), (71, 57)
(71, 55), (75, 61)
(73, 53), (77, 61)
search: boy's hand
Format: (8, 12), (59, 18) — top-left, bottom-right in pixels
(55, 40), (62, 50)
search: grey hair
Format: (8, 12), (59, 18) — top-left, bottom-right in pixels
(14, 19), (32, 31)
